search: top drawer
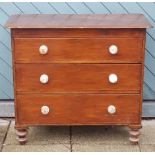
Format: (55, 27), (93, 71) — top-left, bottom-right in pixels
(14, 38), (144, 63)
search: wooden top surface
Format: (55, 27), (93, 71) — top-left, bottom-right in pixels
(5, 14), (152, 29)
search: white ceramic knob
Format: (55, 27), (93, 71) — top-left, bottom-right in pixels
(107, 105), (116, 114)
(40, 74), (49, 84)
(109, 74), (118, 84)
(39, 45), (48, 55)
(109, 45), (118, 55)
(41, 106), (50, 115)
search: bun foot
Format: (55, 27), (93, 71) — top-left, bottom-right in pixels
(16, 129), (28, 145)
(129, 128), (140, 145)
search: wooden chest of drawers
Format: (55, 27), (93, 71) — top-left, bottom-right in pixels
(5, 14), (151, 145)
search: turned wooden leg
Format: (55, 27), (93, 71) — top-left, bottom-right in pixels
(16, 128), (28, 145)
(129, 125), (141, 145)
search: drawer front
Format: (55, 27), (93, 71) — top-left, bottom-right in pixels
(17, 94), (140, 125)
(14, 38), (144, 63)
(15, 64), (141, 93)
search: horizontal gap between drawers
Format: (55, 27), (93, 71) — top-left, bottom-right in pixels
(14, 37), (145, 39)
(16, 92), (141, 95)
(13, 36), (145, 39)
(14, 62), (143, 64)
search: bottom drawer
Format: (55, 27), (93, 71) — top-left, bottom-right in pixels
(16, 94), (141, 125)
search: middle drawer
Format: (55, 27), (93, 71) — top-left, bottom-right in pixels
(15, 64), (141, 93)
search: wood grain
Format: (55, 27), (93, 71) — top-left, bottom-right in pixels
(6, 14), (149, 144)
(15, 64), (142, 93)
(14, 38), (144, 63)
(5, 14), (152, 28)
(16, 94), (140, 125)
(12, 28), (146, 38)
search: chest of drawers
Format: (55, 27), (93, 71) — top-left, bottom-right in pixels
(5, 14), (151, 145)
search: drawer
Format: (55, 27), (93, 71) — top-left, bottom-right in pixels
(14, 38), (144, 63)
(16, 94), (140, 125)
(15, 64), (141, 93)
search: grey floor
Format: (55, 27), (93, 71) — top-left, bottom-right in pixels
(0, 119), (155, 152)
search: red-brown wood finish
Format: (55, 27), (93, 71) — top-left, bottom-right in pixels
(5, 14), (151, 144)
(12, 28), (146, 38)
(14, 38), (144, 63)
(16, 94), (140, 125)
(15, 64), (141, 93)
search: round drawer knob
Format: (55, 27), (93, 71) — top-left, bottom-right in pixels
(107, 105), (116, 114)
(41, 106), (50, 115)
(109, 74), (118, 84)
(39, 45), (48, 55)
(40, 74), (49, 84)
(109, 45), (118, 55)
